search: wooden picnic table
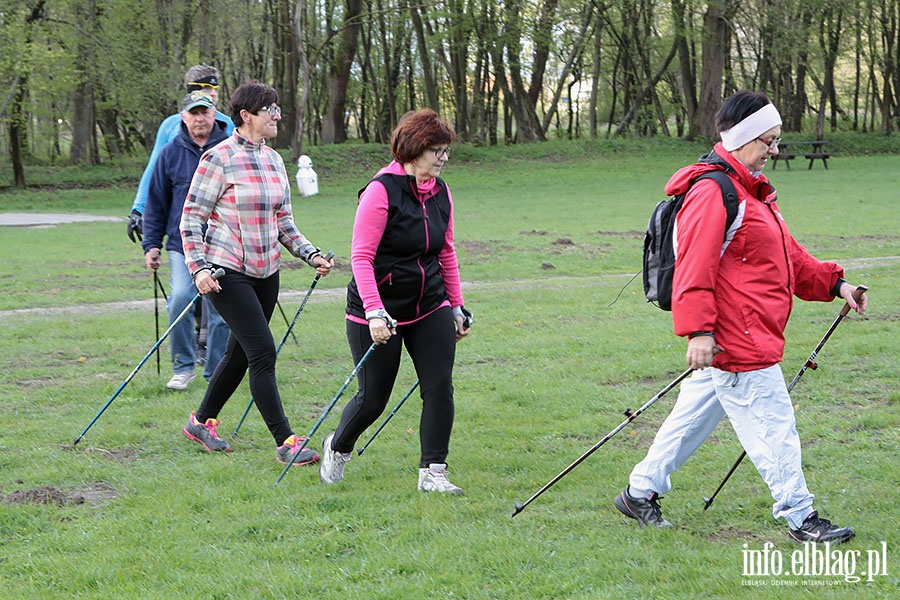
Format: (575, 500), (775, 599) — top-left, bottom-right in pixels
(771, 140), (831, 170)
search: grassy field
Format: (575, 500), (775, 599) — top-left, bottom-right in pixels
(0, 139), (898, 598)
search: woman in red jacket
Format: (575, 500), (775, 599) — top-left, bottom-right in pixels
(319, 109), (472, 494)
(614, 91), (867, 544)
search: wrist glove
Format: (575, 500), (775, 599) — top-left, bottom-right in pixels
(453, 306), (474, 329)
(127, 210), (143, 243)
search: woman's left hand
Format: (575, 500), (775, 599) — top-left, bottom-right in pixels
(454, 314), (471, 342)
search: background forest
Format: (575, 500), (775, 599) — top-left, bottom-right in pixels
(2, 0), (899, 187)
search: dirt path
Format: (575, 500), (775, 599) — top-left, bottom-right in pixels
(1, 257), (896, 321)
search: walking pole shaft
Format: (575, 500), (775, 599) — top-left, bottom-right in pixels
(274, 342), (377, 486)
(232, 252), (333, 436)
(73, 269), (225, 445)
(512, 367), (694, 517)
(154, 271), (161, 376)
(356, 380), (420, 456)
(702, 285), (867, 510)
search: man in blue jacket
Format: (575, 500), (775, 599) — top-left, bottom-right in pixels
(141, 91), (230, 390)
(126, 64), (234, 242)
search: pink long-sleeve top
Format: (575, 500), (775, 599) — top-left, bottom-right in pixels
(347, 160), (464, 325)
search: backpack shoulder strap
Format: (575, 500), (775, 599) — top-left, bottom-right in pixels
(693, 170), (739, 234)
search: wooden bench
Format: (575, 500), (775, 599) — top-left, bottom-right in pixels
(804, 152), (831, 169)
(771, 151), (797, 170)
(771, 141), (831, 170)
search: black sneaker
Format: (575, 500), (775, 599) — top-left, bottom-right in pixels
(788, 511), (855, 544)
(614, 487), (674, 528)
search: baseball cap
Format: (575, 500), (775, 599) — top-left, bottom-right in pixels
(182, 91), (215, 112)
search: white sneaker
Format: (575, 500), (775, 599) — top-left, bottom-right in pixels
(166, 371), (196, 390)
(319, 432), (352, 484)
(417, 463), (464, 495)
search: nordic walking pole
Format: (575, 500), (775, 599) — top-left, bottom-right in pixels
(701, 285), (868, 511)
(274, 342), (379, 486)
(73, 269), (226, 446)
(276, 300), (299, 346)
(354, 309), (472, 455)
(154, 271), (161, 376)
(232, 251), (334, 436)
(512, 365), (698, 517)
(356, 380), (420, 456)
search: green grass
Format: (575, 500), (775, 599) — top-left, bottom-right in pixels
(1, 140), (898, 598)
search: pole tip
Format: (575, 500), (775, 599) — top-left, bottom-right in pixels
(512, 502), (524, 517)
(356, 448), (364, 456)
(702, 497), (713, 511)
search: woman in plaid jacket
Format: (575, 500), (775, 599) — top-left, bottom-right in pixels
(180, 81), (334, 466)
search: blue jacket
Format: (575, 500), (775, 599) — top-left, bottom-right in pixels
(141, 118), (230, 255)
(131, 109), (234, 214)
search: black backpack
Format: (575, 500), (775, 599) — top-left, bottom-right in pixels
(643, 170), (739, 311)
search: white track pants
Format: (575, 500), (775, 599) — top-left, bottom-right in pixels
(629, 365), (814, 528)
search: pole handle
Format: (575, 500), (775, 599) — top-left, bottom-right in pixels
(839, 285), (868, 317)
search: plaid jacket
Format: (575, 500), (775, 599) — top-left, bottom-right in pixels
(181, 132), (318, 279)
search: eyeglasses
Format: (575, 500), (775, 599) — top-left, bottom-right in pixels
(260, 104), (282, 118)
(188, 81), (219, 90)
(429, 146), (451, 159)
(756, 136), (781, 150)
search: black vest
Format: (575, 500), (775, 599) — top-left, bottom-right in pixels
(346, 173), (451, 322)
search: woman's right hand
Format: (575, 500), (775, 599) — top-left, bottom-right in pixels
(194, 269), (222, 295)
(369, 317), (395, 345)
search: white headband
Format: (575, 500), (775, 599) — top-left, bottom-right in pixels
(720, 103), (782, 151)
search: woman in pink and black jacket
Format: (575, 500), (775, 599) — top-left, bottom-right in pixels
(319, 109), (472, 494)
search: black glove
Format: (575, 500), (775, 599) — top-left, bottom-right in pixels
(127, 210), (143, 243)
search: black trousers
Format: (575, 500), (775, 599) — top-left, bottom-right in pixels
(332, 306), (457, 467)
(196, 269), (293, 446)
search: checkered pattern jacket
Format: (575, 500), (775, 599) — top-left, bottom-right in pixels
(181, 132), (318, 279)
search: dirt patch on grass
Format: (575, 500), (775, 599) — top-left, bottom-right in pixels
(2, 481), (118, 507)
(456, 239), (515, 257)
(708, 526), (761, 543)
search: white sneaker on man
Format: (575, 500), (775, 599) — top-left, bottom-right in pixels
(166, 371), (196, 390)
(417, 463), (464, 495)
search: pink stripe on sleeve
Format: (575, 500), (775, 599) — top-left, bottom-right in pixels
(350, 180), (390, 312)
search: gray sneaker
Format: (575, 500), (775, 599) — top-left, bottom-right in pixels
(182, 411), (232, 452)
(319, 432), (352, 484)
(167, 370), (196, 390)
(276, 435), (319, 466)
(418, 463), (464, 495)
(614, 487), (673, 528)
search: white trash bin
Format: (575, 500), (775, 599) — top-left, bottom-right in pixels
(295, 155), (318, 196)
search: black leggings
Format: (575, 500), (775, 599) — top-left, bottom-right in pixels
(196, 269), (293, 445)
(332, 306), (457, 467)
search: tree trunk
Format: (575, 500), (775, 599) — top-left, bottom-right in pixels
(322, 0), (362, 144)
(504, 0), (545, 142)
(671, 0), (699, 139)
(527, 0), (560, 105)
(272, 0), (297, 149)
(697, 1), (730, 139)
(9, 75), (27, 188)
(408, 0), (439, 110)
(816, 6), (843, 138)
(540, 2), (595, 133)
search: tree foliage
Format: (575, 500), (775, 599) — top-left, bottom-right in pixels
(1, 0), (898, 186)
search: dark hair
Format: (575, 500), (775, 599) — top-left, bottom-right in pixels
(390, 109), (456, 163)
(715, 91), (772, 133)
(230, 81), (278, 127)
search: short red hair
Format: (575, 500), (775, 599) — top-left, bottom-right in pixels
(390, 109), (456, 163)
